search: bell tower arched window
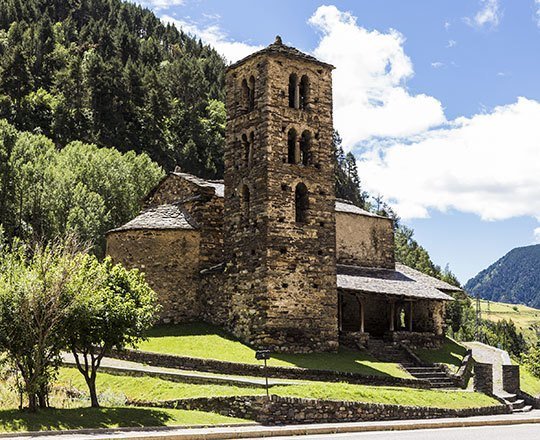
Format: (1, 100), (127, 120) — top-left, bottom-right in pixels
(248, 75), (256, 111)
(241, 79), (250, 112)
(299, 75), (310, 110)
(295, 183), (309, 223)
(241, 184), (250, 219)
(300, 131), (311, 166)
(288, 73), (299, 108)
(287, 128), (298, 164)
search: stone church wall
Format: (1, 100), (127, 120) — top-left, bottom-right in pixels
(106, 229), (201, 323)
(336, 212), (394, 269)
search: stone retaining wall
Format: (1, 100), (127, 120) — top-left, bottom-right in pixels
(129, 395), (510, 425)
(110, 349), (431, 388)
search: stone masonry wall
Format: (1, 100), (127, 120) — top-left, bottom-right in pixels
(502, 364), (520, 394)
(223, 42), (338, 353)
(106, 229), (201, 323)
(130, 395), (509, 425)
(336, 212), (394, 269)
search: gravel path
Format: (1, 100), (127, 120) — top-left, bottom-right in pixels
(61, 353), (297, 387)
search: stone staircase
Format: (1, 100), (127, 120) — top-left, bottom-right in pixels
(366, 338), (456, 389)
(402, 365), (456, 389)
(496, 391), (533, 413)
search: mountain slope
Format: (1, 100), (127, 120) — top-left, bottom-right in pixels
(465, 244), (540, 308)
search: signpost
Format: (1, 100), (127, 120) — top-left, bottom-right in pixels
(255, 349), (271, 398)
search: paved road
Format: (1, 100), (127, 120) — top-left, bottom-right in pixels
(244, 423), (540, 439)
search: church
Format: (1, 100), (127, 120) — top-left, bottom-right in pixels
(106, 37), (461, 353)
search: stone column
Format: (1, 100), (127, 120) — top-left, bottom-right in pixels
(360, 301), (365, 333)
(294, 82), (300, 109)
(389, 301), (395, 332)
(408, 301), (413, 332)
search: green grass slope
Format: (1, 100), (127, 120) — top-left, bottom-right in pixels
(138, 323), (411, 378)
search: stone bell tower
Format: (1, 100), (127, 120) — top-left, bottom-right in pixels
(223, 36), (338, 353)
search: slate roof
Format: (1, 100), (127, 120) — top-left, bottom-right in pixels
(335, 199), (388, 219)
(171, 172), (225, 198)
(108, 203), (197, 233)
(228, 36), (334, 70)
(337, 264), (457, 301)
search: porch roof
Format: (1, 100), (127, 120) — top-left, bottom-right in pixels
(337, 263), (456, 301)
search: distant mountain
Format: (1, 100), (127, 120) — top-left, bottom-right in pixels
(465, 244), (540, 308)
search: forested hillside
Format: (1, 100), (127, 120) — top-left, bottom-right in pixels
(0, 119), (163, 253)
(466, 245), (540, 308)
(0, 0), (226, 177)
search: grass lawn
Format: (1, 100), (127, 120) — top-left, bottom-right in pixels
(272, 382), (499, 409)
(58, 368), (266, 401)
(480, 300), (540, 343)
(57, 368), (499, 410)
(139, 323), (411, 378)
(415, 337), (468, 372)
(520, 367), (540, 398)
(0, 407), (249, 433)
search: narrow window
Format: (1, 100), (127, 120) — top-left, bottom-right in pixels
(288, 73), (298, 108)
(299, 75), (310, 110)
(248, 131), (254, 165)
(300, 130), (311, 166)
(248, 75), (256, 111)
(241, 184), (250, 219)
(295, 183), (309, 223)
(242, 134), (250, 165)
(241, 79), (250, 112)
(287, 128), (297, 164)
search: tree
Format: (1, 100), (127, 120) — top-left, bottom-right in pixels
(0, 237), (84, 411)
(66, 256), (158, 407)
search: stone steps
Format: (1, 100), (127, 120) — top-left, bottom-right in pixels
(365, 338), (458, 389)
(495, 392), (533, 413)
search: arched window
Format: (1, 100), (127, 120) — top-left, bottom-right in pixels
(288, 73), (298, 108)
(299, 75), (310, 110)
(241, 184), (250, 219)
(295, 183), (309, 223)
(300, 130), (311, 166)
(248, 75), (256, 111)
(241, 79), (250, 112)
(287, 128), (298, 164)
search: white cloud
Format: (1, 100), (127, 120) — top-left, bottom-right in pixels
(535, 0), (540, 27)
(535, 227), (540, 243)
(161, 15), (262, 63)
(465, 0), (502, 28)
(308, 5), (445, 147)
(431, 62), (444, 69)
(355, 97), (540, 221)
(444, 21), (451, 30)
(446, 40), (457, 48)
(135, 0), (185, 10)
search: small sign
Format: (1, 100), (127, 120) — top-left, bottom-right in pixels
(255, 349), (271, 360)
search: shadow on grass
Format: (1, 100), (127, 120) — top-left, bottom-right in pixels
(416, 337), (468, 369)
(145, 322), (237, 341)
(0, 407), (173, 433)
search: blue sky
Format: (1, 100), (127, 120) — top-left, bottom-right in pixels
(135, 0), (540, 283)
